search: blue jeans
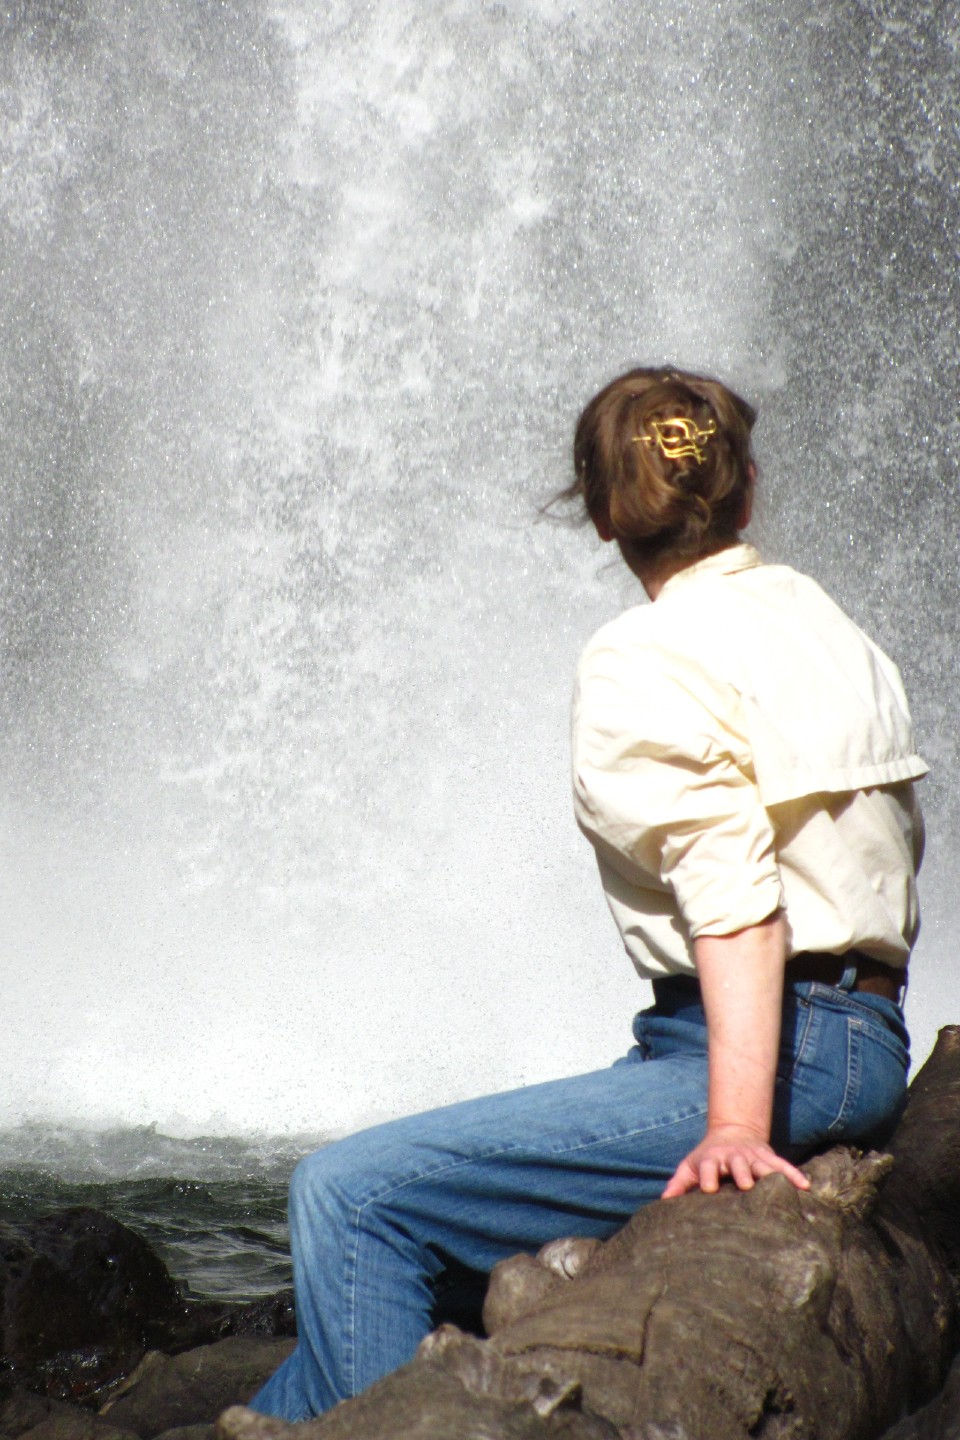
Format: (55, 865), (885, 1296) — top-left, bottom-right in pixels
(250, 979), (908, 1419)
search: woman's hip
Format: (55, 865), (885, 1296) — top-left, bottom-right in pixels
(773, 982), (909, 1148)
(632, 977), (910, 1153)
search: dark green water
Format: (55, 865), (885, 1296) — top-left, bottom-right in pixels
(0, 1125), (331, 1302)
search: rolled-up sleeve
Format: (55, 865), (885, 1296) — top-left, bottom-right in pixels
(572, 634), (783, 939)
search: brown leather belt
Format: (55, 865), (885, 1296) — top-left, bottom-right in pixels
(786, 950), (905, 1001)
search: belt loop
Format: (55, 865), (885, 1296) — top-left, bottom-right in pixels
(837, 960), (858, 992)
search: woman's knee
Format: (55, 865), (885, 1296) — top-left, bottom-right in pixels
(289, 1128), (390, 1224)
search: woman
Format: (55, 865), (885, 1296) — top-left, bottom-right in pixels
(251, 366), (925, 1420)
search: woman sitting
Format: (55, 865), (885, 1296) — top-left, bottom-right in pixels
(251, 365), (926, 1419)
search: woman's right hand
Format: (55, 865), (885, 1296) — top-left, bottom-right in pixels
(662, 1123), (810, 1198)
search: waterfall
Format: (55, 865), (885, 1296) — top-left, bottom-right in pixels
(1, 1), (956, 1135)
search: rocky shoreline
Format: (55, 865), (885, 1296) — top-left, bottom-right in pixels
(6, 1166), (960, 1440)
(0, 1206), (297, 1440)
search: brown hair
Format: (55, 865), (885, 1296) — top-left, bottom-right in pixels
(563, 366), (756, 565)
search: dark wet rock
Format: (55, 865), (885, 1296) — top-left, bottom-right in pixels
(204, 1298), (295, 1345)
(0, 1391), (85, 1438)
(98, 1340), (294, 1439)
(0, 1208), (184, 1396)
(0, 1207), (295, 1402)
(7, 1208), (181, 1358)
(152, 1427), (215, 1440)
(15, 1415), (142, 1440)
(0, 1393), (140, 1440)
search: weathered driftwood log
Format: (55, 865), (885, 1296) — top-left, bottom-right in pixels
(217, 1026), (960, 1440)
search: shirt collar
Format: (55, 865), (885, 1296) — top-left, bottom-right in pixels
(657, 542), (763, 600)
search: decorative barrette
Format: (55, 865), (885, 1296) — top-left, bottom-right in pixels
(633, 417), (717, 464)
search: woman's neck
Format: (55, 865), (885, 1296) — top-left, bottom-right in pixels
(624, 539), (745, 601)
(635, 553), (695, 601)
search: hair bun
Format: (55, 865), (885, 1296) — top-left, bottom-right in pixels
(569, 366), (755, 563)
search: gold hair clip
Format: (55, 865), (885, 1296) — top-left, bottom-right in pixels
(633, 417), (717, 464)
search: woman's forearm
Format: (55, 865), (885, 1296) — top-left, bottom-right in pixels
(695, 912), (786, 1140)
(661, 912), (810, 1197)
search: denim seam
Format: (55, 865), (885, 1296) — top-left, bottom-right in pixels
(803, 981), (904, 1020)
(344, 1198), (362, 1400)
(777, 995), (817, 1085)
(828, 1019), (863, 1135)
(849, 1022), (909, 1066)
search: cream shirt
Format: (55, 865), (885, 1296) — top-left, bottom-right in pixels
(572, 545), (927, 978)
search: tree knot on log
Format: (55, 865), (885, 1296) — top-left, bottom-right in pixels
(419, 1324), (586, 1415)
(745, 1381), (796, 1438)
(803, 1148), (893, 1219)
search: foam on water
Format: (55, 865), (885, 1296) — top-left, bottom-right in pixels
(0, 1122), (321, 1182)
